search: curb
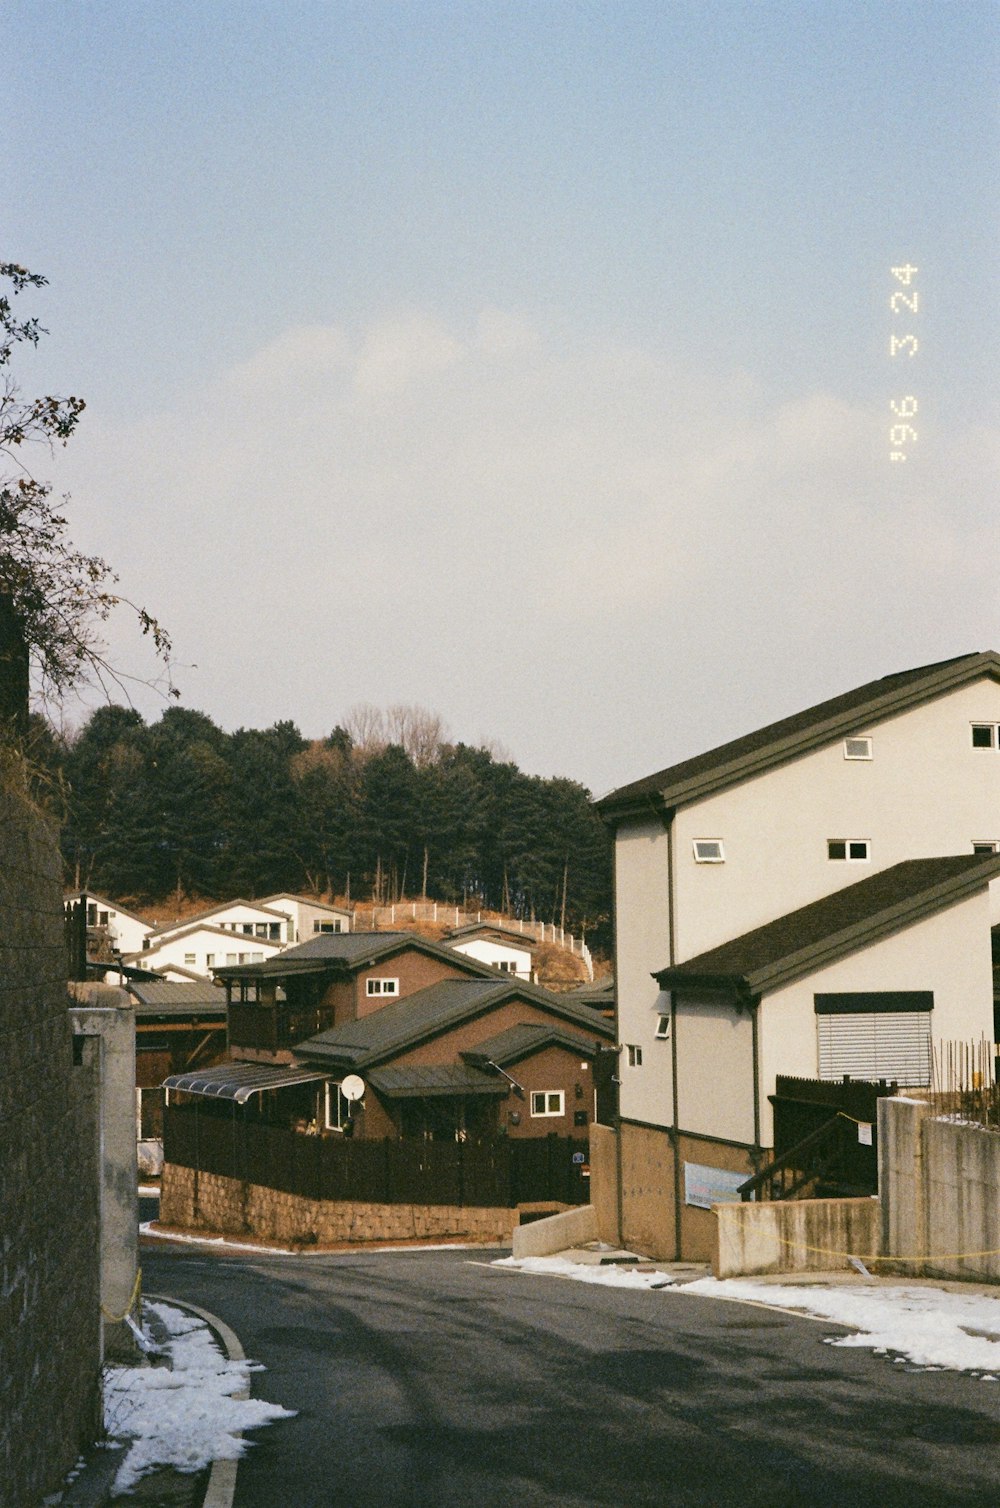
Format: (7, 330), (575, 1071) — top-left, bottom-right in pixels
(145, 1293), (246, 1508)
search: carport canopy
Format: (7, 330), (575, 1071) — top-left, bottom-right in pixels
(163, 1063), (329, 1104)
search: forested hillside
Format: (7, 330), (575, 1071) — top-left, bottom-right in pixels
(40, 704), (611, 942)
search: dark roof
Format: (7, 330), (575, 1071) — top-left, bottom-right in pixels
(599, 653), (1000, 818)
(126, 980), (226, 1016)
(366, 1063), (506, 1098)
(655, 853), (1000, 999)
(461, 1022), (606, 1068)
(446, 921), (536, 948)
(213, 930), (496, 982)
(296, 977), (614, 1069)
(563, 977), (615, 1007)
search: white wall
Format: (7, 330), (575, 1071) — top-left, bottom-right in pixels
(125, 925), (285, 977)
(263, 895), (351, 942)
(451, 938), (532, 977)
(613, 816), (674, 1128)
(675, 994), (755, 1145)
(758, 888), (994, 1145)
(672, 678), (1000, 959)
(154, 902), (291, 943)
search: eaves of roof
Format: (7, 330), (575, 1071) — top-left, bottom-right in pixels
(149, 898), (290, 937)
(654, 853), (1000, 1000)
(296, 978), (614, 1070)
(598, 652), (1000, 822)
(213, 931), (498, 983)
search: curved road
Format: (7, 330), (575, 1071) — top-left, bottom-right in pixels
(143, 1245), (1000, 1507)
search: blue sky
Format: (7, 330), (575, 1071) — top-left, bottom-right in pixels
(8, 2), (999, 793)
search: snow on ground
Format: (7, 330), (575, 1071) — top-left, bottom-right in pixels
(494, 1256), (1000, 1377)
(104, 1301), (295, 1494)
(493, 1255), (675, 1290)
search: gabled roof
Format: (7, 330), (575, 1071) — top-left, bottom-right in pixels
(295, 977), (614, 1069)
(654, 853), (1000, 1000)
(461, 1022), (607, 1068)
(121, 921), (285, 960)
(148, 899), (290, 937)
(446, 921), (536, 949)
(64, 892), (151, 927)
(599, 653), (1000, 819)
(126, 979), (227, 1017)
(212, 930), (496, 981)
(259, 892), (352, 917)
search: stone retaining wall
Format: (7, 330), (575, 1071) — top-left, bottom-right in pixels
(713, 1196), (879, 1278)
(161, 1162), (518, 1246)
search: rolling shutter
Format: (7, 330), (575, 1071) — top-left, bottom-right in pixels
(815, 992), (932, 1085)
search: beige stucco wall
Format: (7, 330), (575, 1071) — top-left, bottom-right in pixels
(672, 677), (1000, 959)
(714, 1196), (880, 1278)
(675, 994), (755, 1144)
(759, 888), (993, 1145)
(613, 816), (673, 1129)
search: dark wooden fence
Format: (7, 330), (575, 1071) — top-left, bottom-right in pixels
(769, 1074), (896, 1196)
(164, 1102), (589, 1207)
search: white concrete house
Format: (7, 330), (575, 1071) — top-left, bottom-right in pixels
(122, 922), (286, 978)
(446, 922), (535, 980)
(65, 892), (153, 956)
(259, 893), (352, 942)
(147, 900), (294, 947)
(597, 651), (1000, 1259)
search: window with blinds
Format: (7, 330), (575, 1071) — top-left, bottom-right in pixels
(815, 992), (932, 1085)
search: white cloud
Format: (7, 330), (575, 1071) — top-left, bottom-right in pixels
(53, 309), (1000, 788)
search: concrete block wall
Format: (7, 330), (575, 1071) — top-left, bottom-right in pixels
(161, 1163), (518, 1246)
(714, 1197), (879, 1278)
(0, 785), (102, 1505)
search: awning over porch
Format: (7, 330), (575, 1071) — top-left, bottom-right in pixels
(163, 1063), (329, 1104)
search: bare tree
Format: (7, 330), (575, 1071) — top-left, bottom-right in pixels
(0, 263), (175, 714)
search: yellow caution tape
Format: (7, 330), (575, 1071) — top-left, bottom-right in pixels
(101, 1266), (142, 1323)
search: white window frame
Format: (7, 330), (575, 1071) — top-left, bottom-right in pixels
(692, 839), (725, 863)
(828, 839), (870, 862)
(366, 977), (399, 997)
(324, 1081), (353, 1131)
(626, 1044), (643, 1067)
(183, 952), (196, 965)
(844, 736), (872, 760)
(655, 1014), (670, 1040)
(973, 840), (1000, 854)
(530, 1090), (565, 1118)
(971, 723), (997, 749)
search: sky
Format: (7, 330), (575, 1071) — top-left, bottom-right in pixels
(8, 1), (999, 796)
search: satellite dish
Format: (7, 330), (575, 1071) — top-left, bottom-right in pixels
(340, 1074), (365, 1103)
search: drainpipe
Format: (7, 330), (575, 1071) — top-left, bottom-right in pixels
(749, 992), (762, 1168)
(671, 985), (681, 1260)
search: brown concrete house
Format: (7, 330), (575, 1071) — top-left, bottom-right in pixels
(214, 930), (500, 1064)
(293, 978), (617, 1141)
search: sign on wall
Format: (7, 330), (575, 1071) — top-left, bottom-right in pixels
(683, 1162), (750, 1210)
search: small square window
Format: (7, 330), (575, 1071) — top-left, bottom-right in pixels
(183, 953), (196, 965)
(844, 737), (872, 760)
(626, 1044), (643, 1067)
(693, 840), (725, 863)
(206, 954), (215, 967)
(655, 1014), (670, 1040)
(366, 977), (399, 997)
(971, 724), (995, 749)
(973, 841), (999, 855)
(829, 840), (869, 862)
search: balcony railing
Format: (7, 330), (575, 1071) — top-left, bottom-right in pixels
(228, 1002), (335, 1052)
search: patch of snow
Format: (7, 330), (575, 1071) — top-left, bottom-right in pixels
(104, 1301), (294, 1494)
(682, 1277), (1000, 1376)
(493, 1257), (1000, 1379)
(493, 1255), (675, 1289)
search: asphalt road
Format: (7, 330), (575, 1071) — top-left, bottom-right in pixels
(143, 1245), (1000, 1507)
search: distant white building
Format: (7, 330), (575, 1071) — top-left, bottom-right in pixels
(64, 892), (153, 957)
(147, 899), (294, 947)
(122, 922), (286, 978)
(445, 922), (534, 980)
(259, 893), (352, 943)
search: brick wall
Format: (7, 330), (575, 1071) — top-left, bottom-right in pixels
(0, 783), (102, 1504)
(161, 1162), (517, 1246)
